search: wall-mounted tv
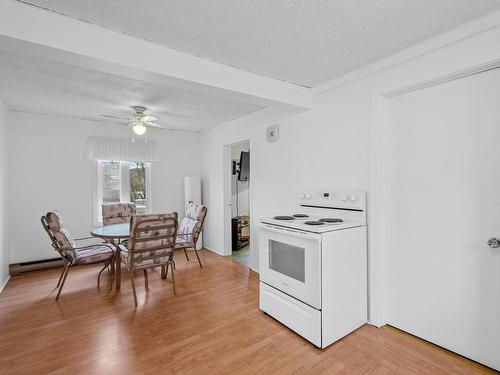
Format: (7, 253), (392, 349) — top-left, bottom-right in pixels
(238, 151), (250, 182)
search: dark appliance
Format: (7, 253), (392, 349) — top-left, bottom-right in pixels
(232, 216), (250, 251)
(238, 151), (250, 182)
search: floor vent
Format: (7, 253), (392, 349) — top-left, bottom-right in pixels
(9, 258), (63, 276)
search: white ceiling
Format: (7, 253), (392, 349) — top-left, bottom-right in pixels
(0, 41), (263, 131)
(17, 0), (500, 87)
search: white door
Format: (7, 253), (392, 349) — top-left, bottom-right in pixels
(258, 223), (322, 309)
(388, 67), (500, 370)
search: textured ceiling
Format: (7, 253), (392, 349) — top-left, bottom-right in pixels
(17, 0), (500, 87)
(0, 42), (263, 131)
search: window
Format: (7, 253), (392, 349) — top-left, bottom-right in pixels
(128, 161), (148, 214)
(93, 160), (151, 224)
(101, 161), (121, 204)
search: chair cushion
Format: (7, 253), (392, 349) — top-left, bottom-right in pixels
(54, 228), (75, 248)
(175, 237), (195, 249)
(185, 203), (207, 221)
(124, 213), (177, 270)
(120, 246), (171, 270)
(177, 217), (199, 244)
(70, 244), (114, 265)
(46, 211), (64, 233)
(102, 203), (136, 225)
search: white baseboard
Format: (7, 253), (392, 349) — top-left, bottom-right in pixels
(203, 246), (225, 256)
(204, 246), (260, 273)
(367, 320), (386, 328)
(0, 275), (10, 295)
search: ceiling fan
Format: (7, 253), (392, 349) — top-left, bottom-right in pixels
(125, 106), (165, 135)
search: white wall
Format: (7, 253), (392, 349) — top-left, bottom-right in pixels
(8, 112), (202, 263)
(201, 14), (500, 274)
(0, 100), (9, 288)
(202, 89), (370, 270)
(231, 142), (250, 217)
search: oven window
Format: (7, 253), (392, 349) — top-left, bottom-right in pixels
(268, 240), (305, 283)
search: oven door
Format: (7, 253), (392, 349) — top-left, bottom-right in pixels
(258, 223), (322, 309)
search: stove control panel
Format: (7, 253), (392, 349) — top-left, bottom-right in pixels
(299, 189), (366, 211)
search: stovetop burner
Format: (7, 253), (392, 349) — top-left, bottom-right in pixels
(304, 220), (324, 225)
(292, 214), (309, 218)
(274, 216), (295, 220)
(319, 218), (344, 223)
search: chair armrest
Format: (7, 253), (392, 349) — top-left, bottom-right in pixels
(59, 243), (115, 252)
(176, 227), (204, 236)
(74, 237), (107, 246)
(74, 236), (96, 241)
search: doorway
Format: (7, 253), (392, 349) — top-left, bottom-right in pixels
(224, 141), (250, 266)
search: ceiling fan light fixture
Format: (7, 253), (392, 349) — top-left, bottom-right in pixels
(125, 106), (165, 135)
(133, 123), (147, 135)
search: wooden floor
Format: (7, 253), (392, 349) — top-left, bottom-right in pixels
(0, 249), (496, 375)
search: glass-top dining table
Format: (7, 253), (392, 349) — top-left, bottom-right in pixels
(90, 223), (130, 289)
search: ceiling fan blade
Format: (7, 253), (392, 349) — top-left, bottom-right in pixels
(100, 114), (130, 120)
(145, 122), (166, 129)
(142, 115), (158, 122)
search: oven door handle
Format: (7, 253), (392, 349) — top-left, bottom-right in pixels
(258, 223), (321, 242)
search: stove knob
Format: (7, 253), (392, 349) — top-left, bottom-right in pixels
(305, 193), (312, 200)
(300, 193), (306, 199)
(350, 195), (357, 202)
(342, 195), (349, 202)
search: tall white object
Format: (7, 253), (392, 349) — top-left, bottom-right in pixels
(184, 176), (202, 250)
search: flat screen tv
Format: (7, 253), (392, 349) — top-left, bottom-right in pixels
(238, 151), (250, 182)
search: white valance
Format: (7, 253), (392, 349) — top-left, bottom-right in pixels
(84, 136), (160, 162)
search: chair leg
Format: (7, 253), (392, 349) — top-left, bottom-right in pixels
(161, 265), (166, 279)
(56, 265), (66, 288)
(56, 265), (70, 300)
(193, 247), (203, 268)
(97, 262), (109, 287)
(183, 248), (190, 261)
(170, 261), (176, 295)
(144, 269), (149, 290)
(116, 249), (122, 290)
(130, 270), (138, 306)
(164, 263), (169, 279)
(110, 255), (116, 275)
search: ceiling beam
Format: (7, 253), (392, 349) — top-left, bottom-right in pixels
(0, 0), (312, 111)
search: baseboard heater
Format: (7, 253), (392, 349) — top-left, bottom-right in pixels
(9, 257), (63, 276)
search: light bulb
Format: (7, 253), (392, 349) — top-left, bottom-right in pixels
(133, 123), (147, 135)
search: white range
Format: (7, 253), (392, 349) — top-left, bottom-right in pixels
(258, 189), (367, 348)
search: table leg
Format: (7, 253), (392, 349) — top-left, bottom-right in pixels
(110, 241), (116, 276)
(116, 246), (121, 289)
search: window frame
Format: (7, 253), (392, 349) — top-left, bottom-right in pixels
(92, 160), (152, 226)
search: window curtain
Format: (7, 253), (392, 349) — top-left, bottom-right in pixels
(84, 136), (159, 162)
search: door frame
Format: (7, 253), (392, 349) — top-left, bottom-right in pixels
(223, 139), (251, 257)
(369, 58), (500, 327)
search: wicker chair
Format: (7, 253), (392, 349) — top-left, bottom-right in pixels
(118, 213), (178, 306)
(102, 203), (136, 225)
(175, 203), (207, 268)
(41, 212), (115, 300)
